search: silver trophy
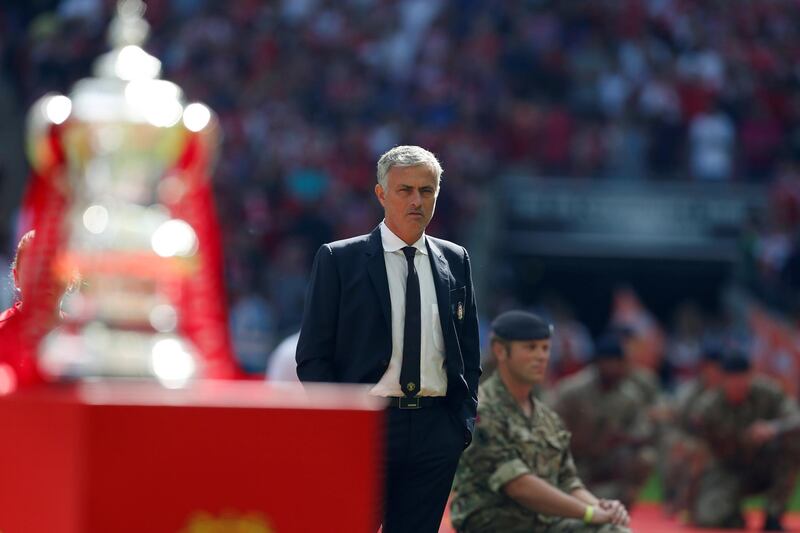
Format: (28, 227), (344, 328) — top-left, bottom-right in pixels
(25, 0), (223, 387)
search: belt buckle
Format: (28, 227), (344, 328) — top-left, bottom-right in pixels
(398, 397), (421, 409)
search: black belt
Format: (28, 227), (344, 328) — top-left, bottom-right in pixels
(386, 396), (447, 410)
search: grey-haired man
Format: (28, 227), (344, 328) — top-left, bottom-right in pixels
(297, 145), (481, 533)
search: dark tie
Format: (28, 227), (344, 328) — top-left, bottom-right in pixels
(400, 246), (421, 397)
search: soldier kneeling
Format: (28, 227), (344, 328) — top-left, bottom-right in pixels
(451, 311), (631, 533)
(689, 351), (800, 531)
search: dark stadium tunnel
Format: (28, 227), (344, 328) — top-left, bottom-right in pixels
(506, 254), (732, 336)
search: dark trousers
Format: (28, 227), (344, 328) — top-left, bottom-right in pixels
(381, 403), (465, 533)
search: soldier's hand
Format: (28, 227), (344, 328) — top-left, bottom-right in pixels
(590, 507), (615, 525)
(599, 499), (630, 526)
(746, 420), (779, 446)
(648, 404), (674, 423)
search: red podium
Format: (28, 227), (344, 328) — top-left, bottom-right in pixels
(0, 381), (385, 533)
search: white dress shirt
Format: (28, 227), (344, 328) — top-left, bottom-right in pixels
(370, 221), (448, 397)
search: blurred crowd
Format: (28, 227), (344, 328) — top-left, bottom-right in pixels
(2, 0), (800, 376)
(744, 169), (800, 317)
(1, 1), (800, 526)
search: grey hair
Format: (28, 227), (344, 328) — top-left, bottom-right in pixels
(376, 145), (443, 191)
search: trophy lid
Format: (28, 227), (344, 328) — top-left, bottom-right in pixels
(94, 0), (160, 81)
(67, 0), (183, 126)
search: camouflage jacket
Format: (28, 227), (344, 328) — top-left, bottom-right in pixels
(692, 376), (799, 466)
(672, 378), (706, 431)
(550, 366), (654, 463)
(451, 373), (585, 530)
(626, 367), (660, 407)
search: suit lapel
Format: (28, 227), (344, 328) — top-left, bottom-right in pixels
(426, 237), (454, 341)
(427, 238), (468, 397)
(365, 227), (392, 329)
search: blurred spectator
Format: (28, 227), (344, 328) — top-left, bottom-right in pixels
(0, 230), (65, 390)
(740, 102), (783, 182)
(688, 101), (734, 181)
(229, 289), (275, 374)
(610, 286), (666, 374)
(265, 330), (300, 383)
(542, 296), (594, 382)
(749, 305), (800, 398)
(665, 301), (706, 384)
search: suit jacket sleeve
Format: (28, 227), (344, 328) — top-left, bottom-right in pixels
(296, 244), (340, 382)
(461, 248), (482, 442)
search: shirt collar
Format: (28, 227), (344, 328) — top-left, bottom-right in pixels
(488, 372), (538, 421)
(379, 220), (428, 255)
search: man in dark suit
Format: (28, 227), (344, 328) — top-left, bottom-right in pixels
(296, 145), (481, 533)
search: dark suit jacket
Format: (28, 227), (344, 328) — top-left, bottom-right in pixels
(296, 226), (481, 445)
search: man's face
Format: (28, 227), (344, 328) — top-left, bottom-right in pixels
(375, 164), (438, 244)
(722, 372), (751, 405)
(596, 358), (628, 387)
(701, 361), (723, 388)
(13, 239), (69, 306)
(12, 241), (30, 294)
(499, 339), (551, 385)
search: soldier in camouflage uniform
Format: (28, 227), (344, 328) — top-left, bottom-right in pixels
(689, 352), (800, 531)
(551, 337), (655, 509)
(613, 325), (662, 409)
(660, 344), (723, 516)
(451, 311), (631, 533)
